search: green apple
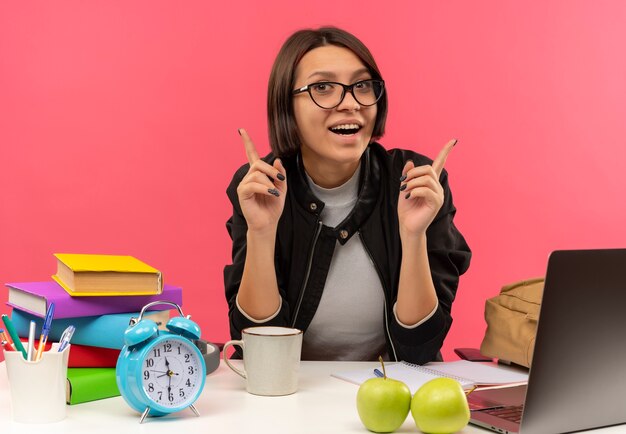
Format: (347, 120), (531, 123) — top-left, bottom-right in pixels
(356, 362), (411, 433)
(411, 378), (470, 434)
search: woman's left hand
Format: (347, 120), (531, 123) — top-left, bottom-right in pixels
(397, 139), (457, 238)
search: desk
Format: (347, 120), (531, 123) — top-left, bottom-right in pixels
(1, 360), (625, 434)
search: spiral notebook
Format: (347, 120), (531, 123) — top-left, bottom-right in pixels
(332, 360), (528, 394)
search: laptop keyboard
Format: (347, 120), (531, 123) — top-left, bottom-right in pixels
(483, 405), (524, 424)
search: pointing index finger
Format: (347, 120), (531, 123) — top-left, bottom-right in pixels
(239, 128), (260, 165)
(432, 139), (458, 177)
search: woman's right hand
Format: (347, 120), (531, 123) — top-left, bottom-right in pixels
(236, 128), (287, 233)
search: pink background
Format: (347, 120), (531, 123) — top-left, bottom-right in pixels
(2, 1), (625, 362)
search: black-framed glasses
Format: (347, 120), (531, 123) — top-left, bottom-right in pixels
(292, 79), (385, 109)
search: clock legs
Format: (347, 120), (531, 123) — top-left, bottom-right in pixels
(189, 404), (200, 417)
(138, 404), (199, 423)
(139, 407), (150, 424)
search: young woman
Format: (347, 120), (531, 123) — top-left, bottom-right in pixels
(224, 27), (471, 364)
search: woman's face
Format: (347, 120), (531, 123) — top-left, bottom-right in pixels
(293, 45), (377, 177)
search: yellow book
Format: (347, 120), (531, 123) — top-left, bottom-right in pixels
(52, 253), (163, 296)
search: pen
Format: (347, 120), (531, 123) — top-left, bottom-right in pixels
(27, 320), (37, 361)
(374, 368), (384, 378)
(1, 314), (27, 359)
(57, 325), (75, 352)
(36, 302), (55, 361)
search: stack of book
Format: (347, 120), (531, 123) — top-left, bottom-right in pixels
(4, 253), (182, 405)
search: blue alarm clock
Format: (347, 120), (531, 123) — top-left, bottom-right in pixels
(116, 301), (207, 423)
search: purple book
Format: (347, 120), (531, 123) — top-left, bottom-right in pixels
(5, 281), (182, 318)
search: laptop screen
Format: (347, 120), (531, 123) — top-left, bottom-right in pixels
(471, 249), (626, 434)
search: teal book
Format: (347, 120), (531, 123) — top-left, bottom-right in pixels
(11, 309), (170, 349)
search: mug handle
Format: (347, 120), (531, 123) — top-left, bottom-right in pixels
(222, 340), (246, 379)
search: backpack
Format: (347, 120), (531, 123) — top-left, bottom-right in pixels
(480, 278), (544, 368)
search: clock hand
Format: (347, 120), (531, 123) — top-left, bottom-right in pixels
(163, 356), (173, 381)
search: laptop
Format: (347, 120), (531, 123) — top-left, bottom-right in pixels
(469, 249), (626, 434)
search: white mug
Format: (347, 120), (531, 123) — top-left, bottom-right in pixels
(223, 326), (303, 396)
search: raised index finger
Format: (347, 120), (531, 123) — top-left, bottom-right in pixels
(432, 139), (458, 177)
(239, 128), (260, 165)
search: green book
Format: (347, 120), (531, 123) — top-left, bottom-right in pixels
(66, 368), (120, 405)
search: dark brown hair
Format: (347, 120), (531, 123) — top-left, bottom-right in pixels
(267, 27), (388, 158)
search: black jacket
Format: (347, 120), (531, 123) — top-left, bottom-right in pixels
(224, 142), (471, 364)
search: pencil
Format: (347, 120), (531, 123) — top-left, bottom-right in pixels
(1, 339), (14, 352)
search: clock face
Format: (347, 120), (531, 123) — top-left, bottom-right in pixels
(140, 338), (204, 408)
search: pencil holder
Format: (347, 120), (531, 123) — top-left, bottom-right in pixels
(3, 343), (70, 423)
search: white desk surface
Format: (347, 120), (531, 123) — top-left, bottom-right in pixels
(2, 360), (626, 434)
